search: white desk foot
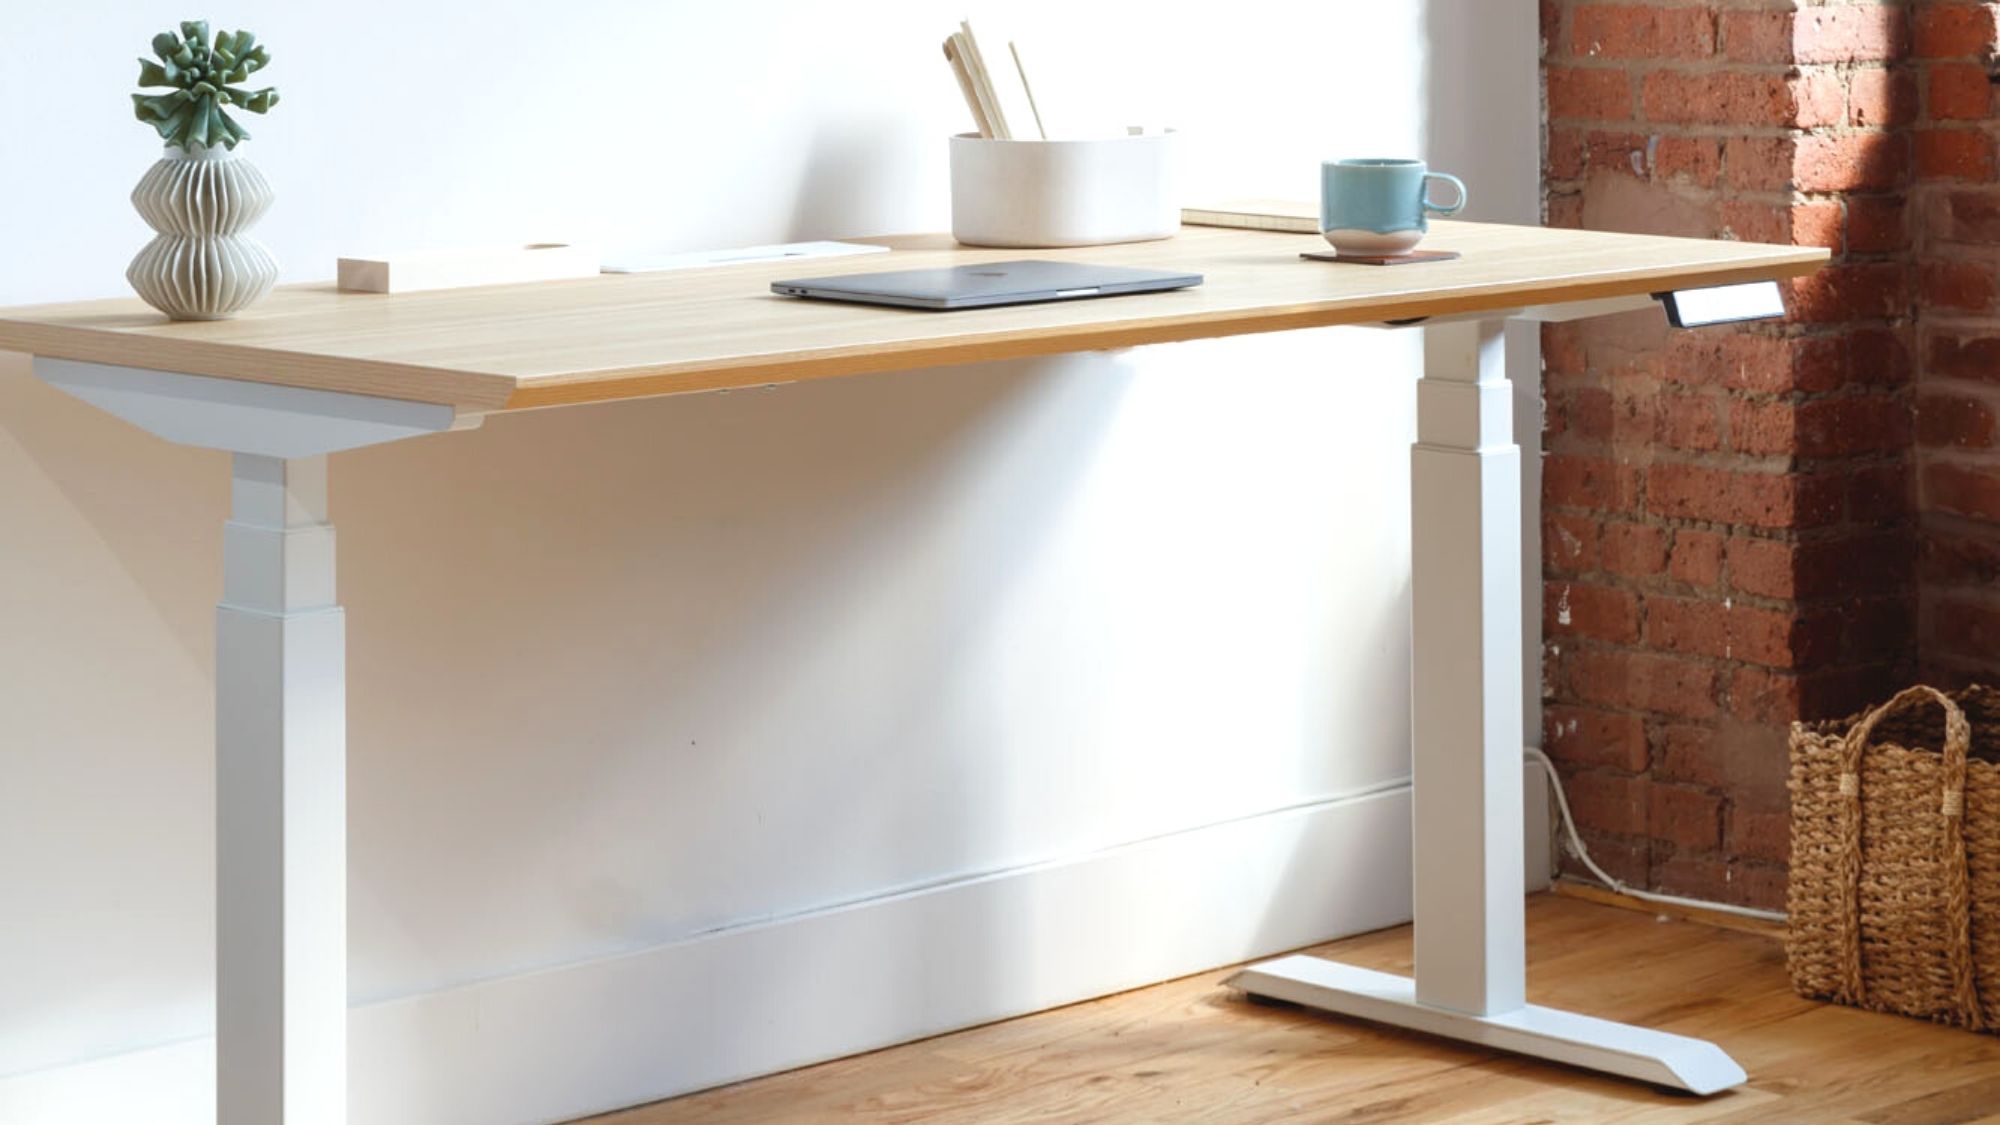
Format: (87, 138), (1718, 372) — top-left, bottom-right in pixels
(1227, 955), (1747, 1096)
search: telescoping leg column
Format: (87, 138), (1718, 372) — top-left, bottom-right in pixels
(1227, 316), (1749, 1096)
(33, 358), (480, 1123)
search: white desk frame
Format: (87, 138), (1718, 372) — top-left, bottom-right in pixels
(1229, 313), (1743, 1095)
(30, 287), (1756, 1122)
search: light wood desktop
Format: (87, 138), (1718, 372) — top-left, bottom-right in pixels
(2, 221), (1820, 411)
(0, 220), (1825, 1123)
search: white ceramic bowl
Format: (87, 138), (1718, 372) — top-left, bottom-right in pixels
(949, 132), (1181, 248)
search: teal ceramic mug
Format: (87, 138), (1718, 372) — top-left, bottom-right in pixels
(1320, 158), (1467, 256)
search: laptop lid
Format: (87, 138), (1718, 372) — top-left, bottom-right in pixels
(772, 259), (1203, 310)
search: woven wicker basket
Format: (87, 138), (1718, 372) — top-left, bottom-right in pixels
(1787, 684), (2000, 1031)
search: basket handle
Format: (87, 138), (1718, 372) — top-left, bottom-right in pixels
(1835, 685), (1983, 1029)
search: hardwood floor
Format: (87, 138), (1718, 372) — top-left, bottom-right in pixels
(579, 893), (2000, 1124)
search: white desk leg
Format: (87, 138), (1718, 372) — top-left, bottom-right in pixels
(1227, 320), (1746, 1095)
(217, 453), (347, 1125)
(31, 360), (475, 1122)
(1410, 319), (1527, 1016)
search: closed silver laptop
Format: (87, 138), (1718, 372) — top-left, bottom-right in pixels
(772, 259), (1203, 310)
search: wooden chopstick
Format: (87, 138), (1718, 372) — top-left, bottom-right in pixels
(943, 35), (994, 138)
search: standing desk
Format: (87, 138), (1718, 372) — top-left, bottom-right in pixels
(0, 220), (1826, 1122)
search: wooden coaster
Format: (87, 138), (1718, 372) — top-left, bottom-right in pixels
(1301, 249), (1461, 266)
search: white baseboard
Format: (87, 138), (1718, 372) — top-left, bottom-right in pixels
(2, 761), (1552, 1125)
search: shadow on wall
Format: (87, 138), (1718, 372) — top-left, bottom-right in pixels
(334, 353), (1130, 999)
(0, 354), (224, 1073)
(0, 341), (1124, 1071)
(0, 357), (224, 667)
(0, 321), (1425, 1093)
(786, 118), (913, 239)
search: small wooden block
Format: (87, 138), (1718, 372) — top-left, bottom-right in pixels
(337, 243), (600, 294)
(1301, 249), (1462, 266)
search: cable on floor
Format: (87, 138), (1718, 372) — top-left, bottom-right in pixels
(1525, 746), (1787, 924)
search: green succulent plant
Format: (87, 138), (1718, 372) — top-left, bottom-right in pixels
(132, 20), (278, 151)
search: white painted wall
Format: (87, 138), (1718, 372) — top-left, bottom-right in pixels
(0, 0), (1541, 1117)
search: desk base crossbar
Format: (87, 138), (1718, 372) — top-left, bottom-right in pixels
(1226, 955), (1748, 1096)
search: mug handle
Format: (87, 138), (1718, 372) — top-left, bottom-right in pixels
(1423, 172), (1467, 217)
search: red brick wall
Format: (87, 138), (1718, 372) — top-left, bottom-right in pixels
(1541, 0), (1924, 910)
(1912, 3), (2000, 686)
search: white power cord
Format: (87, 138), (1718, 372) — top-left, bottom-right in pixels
(1526, 746), (1787, 924)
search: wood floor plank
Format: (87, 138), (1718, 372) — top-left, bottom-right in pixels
(578, 895), (2000, 1124)
(1859, 1074), (2000, 1125)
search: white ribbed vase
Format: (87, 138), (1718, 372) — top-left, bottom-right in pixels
(127, 144), (279, 320)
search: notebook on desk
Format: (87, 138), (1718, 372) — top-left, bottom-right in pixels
(771, 259), (1202, 311)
